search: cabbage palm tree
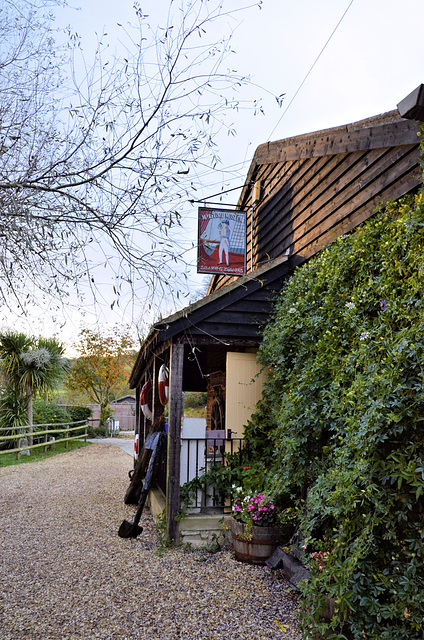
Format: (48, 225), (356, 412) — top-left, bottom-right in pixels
(0, 331), (69, 447)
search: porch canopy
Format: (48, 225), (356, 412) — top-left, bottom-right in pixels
(128, 254), (289, 540)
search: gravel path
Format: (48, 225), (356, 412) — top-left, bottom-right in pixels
(0, 444), (302, 640)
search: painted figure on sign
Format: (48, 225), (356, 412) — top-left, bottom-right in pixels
(197, 207), (246, 275)
(218, 220), (230, 266)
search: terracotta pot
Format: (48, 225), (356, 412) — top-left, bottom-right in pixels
(230, 518), (281, 565)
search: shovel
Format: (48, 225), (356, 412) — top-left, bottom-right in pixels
(118, 432), (164, 539)
(118, 486), (149, 538)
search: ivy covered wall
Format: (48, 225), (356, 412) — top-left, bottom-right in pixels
(244, 189), (424, 638)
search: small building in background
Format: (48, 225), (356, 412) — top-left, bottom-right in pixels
(86, 395), (136, 432)
(110, 395), (136, 432)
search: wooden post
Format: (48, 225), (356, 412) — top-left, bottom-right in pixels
(16, 430), (21, 460)
(166, 341), (184, 542)
(135, 385), (141, 448)
(152, 356), (164, 425)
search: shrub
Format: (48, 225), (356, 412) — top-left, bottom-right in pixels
(0, 389), (28, 449)
(33, 400), (71, 425)
(184, 392), (207, 408)
(68, 405), (92, 423)
(244, 191), (424, 639)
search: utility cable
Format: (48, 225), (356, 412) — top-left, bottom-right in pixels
(268, 0), (355, 141)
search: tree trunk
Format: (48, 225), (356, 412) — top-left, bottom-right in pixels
(27, 392), (33, 448)
(100, 401), (111, 430)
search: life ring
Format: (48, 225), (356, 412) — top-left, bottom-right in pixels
(158, 364), (169, 406)
(134, 433), (139, 460)
(140, 380), (153, 420)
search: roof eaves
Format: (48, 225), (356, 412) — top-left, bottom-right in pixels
(154, 254), (289, 333)
(129, 254), (290, 388)
(237, 109), (413, 211)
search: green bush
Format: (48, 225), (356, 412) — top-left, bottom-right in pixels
(184, 391), (207, 408)
(88, 424), (107, 438)
(33, 400), (71, 425)
(0, 389), (28, 448)
(67, 405), (92, 423)
(244, 191), (424, 639)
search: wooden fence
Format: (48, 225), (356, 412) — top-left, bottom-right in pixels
(0, 420), (88, 459)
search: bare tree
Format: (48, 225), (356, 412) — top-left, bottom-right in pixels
(0, 0), (265, 320)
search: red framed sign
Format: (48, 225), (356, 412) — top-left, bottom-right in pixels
(197, 207), (246, 276)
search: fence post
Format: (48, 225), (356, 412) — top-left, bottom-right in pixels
(65, 425), (69, 449)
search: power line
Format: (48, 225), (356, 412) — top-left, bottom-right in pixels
(188, 182), (250, 205)
(268, 0), (355, 141)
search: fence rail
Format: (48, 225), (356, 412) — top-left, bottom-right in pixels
(0, 420), (88, 459)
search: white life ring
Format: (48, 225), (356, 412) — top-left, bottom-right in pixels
(140, 380), (153, 420)
(158, 365), (169, 406)
(134, 433), (139, 460)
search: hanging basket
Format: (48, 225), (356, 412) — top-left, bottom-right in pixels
(230, 518), (281, 565)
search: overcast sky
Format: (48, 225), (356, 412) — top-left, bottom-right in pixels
(11, 0), (424, 350)
(59, 0), (424, 145)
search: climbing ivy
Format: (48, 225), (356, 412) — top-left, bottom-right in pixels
(244, 187), (424, 638)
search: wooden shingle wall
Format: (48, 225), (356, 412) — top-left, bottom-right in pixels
(210, 112), (421, 293)
(253, 145), (420, 267)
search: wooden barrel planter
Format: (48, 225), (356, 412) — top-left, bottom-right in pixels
(230, 519), (281, 565)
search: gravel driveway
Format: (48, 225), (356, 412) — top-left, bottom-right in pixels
(0, 444), (302, 640)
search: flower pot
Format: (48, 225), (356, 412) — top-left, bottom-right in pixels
(230, 518), (281, 565)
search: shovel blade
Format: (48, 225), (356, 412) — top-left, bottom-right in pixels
(118, 519), (144, 539)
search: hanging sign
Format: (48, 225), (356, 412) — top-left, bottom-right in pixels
(197, 207), (246, 276)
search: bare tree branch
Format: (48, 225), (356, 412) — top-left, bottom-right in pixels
(0, 0), (267, 323)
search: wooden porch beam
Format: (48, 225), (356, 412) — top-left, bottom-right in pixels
(135, 385), (141, 448)
(166, 341), (184, 542)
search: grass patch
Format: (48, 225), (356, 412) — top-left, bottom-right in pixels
(184, 407), (206, 419)
(0, 439), (89, 468)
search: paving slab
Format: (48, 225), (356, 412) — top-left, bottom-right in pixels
(88, 436), (134, 456)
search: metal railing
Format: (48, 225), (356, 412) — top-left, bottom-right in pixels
(0, 420), (88, 459)
(180, 436), (245, 511)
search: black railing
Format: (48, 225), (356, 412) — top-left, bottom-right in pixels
(180, 437), (245, 511)
(152, 435), (247, 511)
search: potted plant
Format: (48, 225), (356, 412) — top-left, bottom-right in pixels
(230, 487), (281, 564)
